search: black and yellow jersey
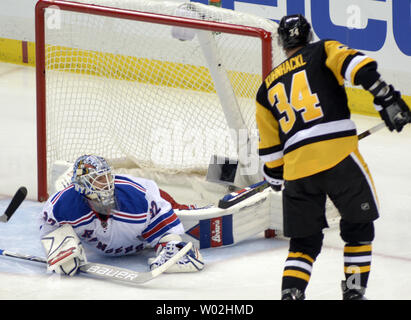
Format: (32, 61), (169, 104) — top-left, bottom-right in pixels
(256, 39), (376, 180)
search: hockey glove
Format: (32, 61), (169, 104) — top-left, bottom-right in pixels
(372, 83), (410, 132)
(262, 164), (284, 192)
(41, 224), (87, 276)
(149, 234), (204, 273)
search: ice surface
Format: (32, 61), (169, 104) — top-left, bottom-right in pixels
(1, 62), (411, 301)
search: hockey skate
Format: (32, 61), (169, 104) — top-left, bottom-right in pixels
(341, 280), (367, 300)
(281, 288), (305, 300)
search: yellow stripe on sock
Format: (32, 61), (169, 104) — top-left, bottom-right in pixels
(287, 252), (314, 263)
(283, 269), (311, 282)
(344, 265), (371, 274)
(344, 245), (372, 253)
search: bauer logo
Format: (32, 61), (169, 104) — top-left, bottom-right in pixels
(83, 264), (139, 280)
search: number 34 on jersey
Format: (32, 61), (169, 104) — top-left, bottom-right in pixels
(268, 68), (323, 134)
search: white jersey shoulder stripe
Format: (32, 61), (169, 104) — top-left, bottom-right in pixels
(115, 178), (146, 193)
(259, 119), (356, 162)
(344, 55), (369, 84)
(259, 150), (284, 164)
(285, 119), (356, 151)
(51, 184), (75, 205)
(112, 210), (147, 224)
(60, 211), (95, 227)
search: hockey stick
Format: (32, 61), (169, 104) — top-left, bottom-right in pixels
(360, 109), (411, 139)
(357, 109), (411, 139)
(357, 122), (386, 140)
(218, 122), (388, 209)
(0, 241), (193, 285)
(218, 180), (270, 209)
(0, 187), (27, 223)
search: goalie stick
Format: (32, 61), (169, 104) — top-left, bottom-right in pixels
(0, 241), (193, 285)
(0, 187), (27, 223)
(218, 180), (270, 209)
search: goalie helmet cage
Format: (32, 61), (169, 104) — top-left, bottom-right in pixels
(35, 0), (280, 201)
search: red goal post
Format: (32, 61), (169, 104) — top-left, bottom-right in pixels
(35, 0), (275, 202)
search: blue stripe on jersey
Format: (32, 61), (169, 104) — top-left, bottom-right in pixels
(50, 184), (74, 204)
(142, 209), (180, 243)
(50, 190), (62, 204)
(114, 175), (146, 193)
(114, 176), (148, 215)
(145, 219), (181, 244)
(112, 217), (146, 224)
(112, 212), (147, 224)
(65, 212), (96, 228)
(52, 188), (92, 223)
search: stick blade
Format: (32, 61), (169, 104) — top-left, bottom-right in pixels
(3, 187), (27, 222)
(218, 181), (269, 209)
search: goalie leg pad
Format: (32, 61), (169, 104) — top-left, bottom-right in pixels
(41, 224), (87, 276)
(149, 234), (204, 273)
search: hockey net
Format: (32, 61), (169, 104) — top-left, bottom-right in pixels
(35, 0), (286, 202)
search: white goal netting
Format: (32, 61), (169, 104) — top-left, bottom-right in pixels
(38, 0), (286, 200)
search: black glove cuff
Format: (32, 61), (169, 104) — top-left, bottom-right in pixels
(373, 85), (400, 109)
(263, 165), (284, 180)
(369, 80), (388, 97)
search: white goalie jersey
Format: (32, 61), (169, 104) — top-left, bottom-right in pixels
(39, 174), (185, 256)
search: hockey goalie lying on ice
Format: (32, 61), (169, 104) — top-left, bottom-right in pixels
(40, 152), (314, 276)
(39, 155), (206, 276)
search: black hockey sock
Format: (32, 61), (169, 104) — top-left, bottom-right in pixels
(343, 243), (372, 289)
(281, 251), (314, 294)
(281, 233), (323, 296)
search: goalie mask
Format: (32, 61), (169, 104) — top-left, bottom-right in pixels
(277, 14), (313, 50)
(72, 155), (116, 215)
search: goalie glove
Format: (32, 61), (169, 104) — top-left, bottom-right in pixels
(370, 80), (411, 132)
(41, 224), (87, 276)
(149, 234), (204, 273)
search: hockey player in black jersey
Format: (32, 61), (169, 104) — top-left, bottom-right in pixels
(256, 14), (411, 300)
